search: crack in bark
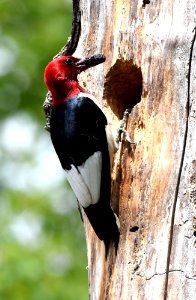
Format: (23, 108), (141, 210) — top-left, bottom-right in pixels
(147, 269), (196, 281)
(43, 0), (81, 131)
(164, 26), (196, 300)
(147, 269), (181, 281)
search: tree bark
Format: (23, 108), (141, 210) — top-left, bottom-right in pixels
(74, 1), (196, 299)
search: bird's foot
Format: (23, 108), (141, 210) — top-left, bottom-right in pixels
(116, 109), (135, 144)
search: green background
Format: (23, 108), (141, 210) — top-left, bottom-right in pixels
(0, 0), (88, 299)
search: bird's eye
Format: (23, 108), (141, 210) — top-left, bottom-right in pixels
(64, 58), (74, 65)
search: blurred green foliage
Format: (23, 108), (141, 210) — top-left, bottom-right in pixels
(0, 0), (88, 299)
(0, 0), (72, 121)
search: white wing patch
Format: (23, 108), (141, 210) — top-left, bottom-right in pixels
(64, 165), (92, 207)
(64, 152), (102, 208)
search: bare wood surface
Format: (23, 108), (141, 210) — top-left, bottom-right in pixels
(74, 1), (196, 299)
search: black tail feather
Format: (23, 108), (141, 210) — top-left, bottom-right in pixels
(84, 203), (119, 257)
(103, 229), (119, 257)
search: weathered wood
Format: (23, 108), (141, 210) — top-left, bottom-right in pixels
(75, 0), (196, 299)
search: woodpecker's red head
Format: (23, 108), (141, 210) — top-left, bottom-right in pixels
(44, 54), (105, 105)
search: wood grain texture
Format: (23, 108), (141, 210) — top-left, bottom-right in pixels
(75, 1), (196, 299)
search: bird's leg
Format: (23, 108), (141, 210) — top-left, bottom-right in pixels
(116, 109), (135, 144)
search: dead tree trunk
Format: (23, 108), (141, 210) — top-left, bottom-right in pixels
(74, 1), (196, 299)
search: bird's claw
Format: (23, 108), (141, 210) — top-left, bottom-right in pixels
(118, 128), (135, 144)
(116, 109), (135, 144)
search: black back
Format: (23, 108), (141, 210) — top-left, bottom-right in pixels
(50, 96), (108, 169)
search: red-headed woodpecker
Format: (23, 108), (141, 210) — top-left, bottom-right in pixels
(44, 54), (119, 254)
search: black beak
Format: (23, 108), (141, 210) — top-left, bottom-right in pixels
(76, 54), (106, 72)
